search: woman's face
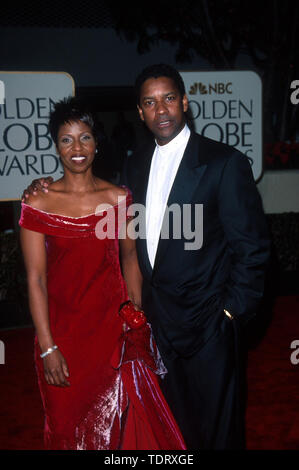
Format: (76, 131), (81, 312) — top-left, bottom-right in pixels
(56, 120), (97, 173)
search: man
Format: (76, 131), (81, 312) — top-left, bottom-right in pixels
(121, 64), (270, 449)
(23, 64), (270, 449)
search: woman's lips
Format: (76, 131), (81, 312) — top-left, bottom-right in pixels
(71, 155), (87, 163)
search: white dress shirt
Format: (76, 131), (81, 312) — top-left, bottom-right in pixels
(146, 124), (191, 267)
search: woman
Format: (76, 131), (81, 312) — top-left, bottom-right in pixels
(19, 97), (185, 450)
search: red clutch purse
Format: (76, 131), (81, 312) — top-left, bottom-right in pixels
(119, 300), (147, 329)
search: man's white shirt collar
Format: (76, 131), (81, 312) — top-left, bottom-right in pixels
(155, 124), (191, 155)
(145, 124), (191, 267)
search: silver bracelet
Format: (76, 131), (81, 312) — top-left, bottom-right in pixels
(40, 345), (58, 358)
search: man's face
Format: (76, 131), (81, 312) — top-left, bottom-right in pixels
(137, 76), (188, 146)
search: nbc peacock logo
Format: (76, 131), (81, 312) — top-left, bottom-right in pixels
(189, 82), (233, 95)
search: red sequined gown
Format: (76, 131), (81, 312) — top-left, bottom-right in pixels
(19, 192), (186, 450)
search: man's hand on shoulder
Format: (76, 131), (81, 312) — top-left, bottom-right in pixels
(23, 186), (50, 210)
(21, 177), (54, 202)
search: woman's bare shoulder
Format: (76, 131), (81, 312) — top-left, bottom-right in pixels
(96, 179), (128, 205)
(23, 191), (49, 211)
(24, 180), (63, 211)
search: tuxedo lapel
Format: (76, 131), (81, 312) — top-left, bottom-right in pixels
(133, 143), (155, 206)
(153, 133), (207, 270)
(134, 142), (155, 277)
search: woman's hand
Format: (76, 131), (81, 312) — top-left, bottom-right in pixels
(43, 349), (70, 387)
(131, 301), (143, 311)
(22, 176), (54, 201)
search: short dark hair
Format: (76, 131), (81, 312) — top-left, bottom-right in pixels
(49, 96), (98, 146)
(135, 63), (186, 105)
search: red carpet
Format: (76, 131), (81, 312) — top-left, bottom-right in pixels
(0, 295), (298, 450)
(246, 295), (299, 449)
(0, 326), (44, 450)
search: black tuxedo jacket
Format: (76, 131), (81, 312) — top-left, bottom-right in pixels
(122, 132), (270, 359)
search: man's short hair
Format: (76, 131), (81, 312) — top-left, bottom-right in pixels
(135, 63), (186, 105)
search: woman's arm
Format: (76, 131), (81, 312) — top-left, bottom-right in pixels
(119, 222), (143, 309)
(20, 227), (70, 387)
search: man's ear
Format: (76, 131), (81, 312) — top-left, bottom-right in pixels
(182, 94), (188, 113)
(137, 104), (144, 122)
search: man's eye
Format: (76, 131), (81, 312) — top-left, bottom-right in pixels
(166, 95), (175, 102)
(145, 100), (154, 106)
